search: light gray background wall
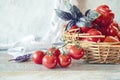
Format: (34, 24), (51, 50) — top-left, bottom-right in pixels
(0, 0), (55, 43)
(0, 0), (120, 43)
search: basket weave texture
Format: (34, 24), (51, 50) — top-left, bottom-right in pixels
(63, 27), (120, 64)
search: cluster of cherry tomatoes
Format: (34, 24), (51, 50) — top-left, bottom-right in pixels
(32, 45), (84, 69)
(69, 5), (120, 42)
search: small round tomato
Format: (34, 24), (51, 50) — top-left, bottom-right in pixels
(107, 24), (119, 36)
(87, 29), (102, 42)
(68, 45), (84, 60)
(96, 5), (110, 14)
(111, 21), (119, 29)
(42, 54), (57, 69)
(80, 27), (91, 33)
(87, 29), (102, 35)
(32, 50), (45, 64)
(97, 26), (107, 35)
(94, 5), (114, 27)
(117, 33), (120, 41)
(81, 37), (88, 41)
(70, 25), (78, 30)
(58, 54), (71, 67)
(47, 47), (61, 57)
(104, 36), (119, 42)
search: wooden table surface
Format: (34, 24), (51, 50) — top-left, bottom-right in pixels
(0, 53), (120, 80)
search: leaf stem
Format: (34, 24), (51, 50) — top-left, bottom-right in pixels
(58, 42), (69, 49)
(8, 59), (16, 61)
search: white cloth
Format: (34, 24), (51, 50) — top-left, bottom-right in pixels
(5, 0), (71, 58)
(41, 0), (72, 43)
(7, 35), (53, 58)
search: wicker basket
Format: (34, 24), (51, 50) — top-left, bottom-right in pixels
(63, 27), (120, 64)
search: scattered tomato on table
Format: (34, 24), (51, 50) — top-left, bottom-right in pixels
(42, 54), (57, 69)
(32, 50), (45, 64)
(58, 53), (71, 67)
(68, 45), (84, 60)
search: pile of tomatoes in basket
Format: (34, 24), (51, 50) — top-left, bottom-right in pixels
(69, 5), (120, 43)
(32, 46), (84, 69)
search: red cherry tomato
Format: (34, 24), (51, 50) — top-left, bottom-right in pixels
(47, 47), (61, 57)
(104, 36), (119, 42)
(70, 25), (78, 30)
(107, 24), (119, 36)
(93, 5), (114, 27)
(81, 37), (88, 41)
(32, 50), (45, 64)
(68, 45), (84, 60)
(58, 54), (71, 67)
(101, 12), (114, 26)
(96, 4), (110, 13)
(97, 26), (107, 35)
(80, 27), (91, 33)
(42, 54), (57, 69)
(87, 29), (101, 35)
(87, 29), (102, 42)
(117, 33), (120, 41)
(110, 21), (119, 29)
(93, 12), (114, 27)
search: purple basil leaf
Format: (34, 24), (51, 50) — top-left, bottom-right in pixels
(85, 9), (91, 16)
(70, 5), (83, 19)
(65, 20), (76, 31)
(55, 9), (73, 21)
(9, 54), (32, 63)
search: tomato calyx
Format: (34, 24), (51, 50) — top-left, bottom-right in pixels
(61, 49), (66, 55)
(72, 39), (82, 49)
(75, 44), (81, 50)
(47, 52), (53, 56)
(47, 47), (61, 57)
